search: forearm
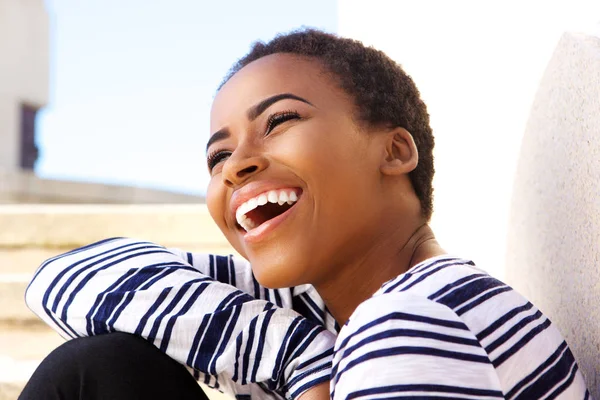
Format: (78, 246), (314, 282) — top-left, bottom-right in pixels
(26, 237), (335, 398)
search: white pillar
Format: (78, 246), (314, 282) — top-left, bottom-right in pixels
(0, 0), (49, 171)
(506, 31), (600, 396)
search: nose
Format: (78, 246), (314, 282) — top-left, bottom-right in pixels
(221, 149), (268, 188)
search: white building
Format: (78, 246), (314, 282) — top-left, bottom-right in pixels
(0, 0), (202, 203)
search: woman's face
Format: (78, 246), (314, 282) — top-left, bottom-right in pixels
(207, 54), (388, 288)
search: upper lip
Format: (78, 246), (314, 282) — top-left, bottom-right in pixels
(229, 181), (301, 227)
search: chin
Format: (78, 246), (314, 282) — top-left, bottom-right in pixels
(250, 256), (308, 289)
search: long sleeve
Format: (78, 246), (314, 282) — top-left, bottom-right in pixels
(26, 237), (335, 399)
(331, 293), (504, 400)
(167, 248), (339, 334)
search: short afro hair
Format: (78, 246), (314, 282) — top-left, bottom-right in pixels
(221, 28), (435, 220)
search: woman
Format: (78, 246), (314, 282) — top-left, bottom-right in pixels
(22, 29), (591, 399)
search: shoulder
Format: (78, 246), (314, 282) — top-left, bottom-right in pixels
(332, 292), (503, 399)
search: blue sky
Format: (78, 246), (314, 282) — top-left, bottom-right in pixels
(37, 0), (337, 195)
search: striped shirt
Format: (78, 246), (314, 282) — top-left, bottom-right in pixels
(26, 238), (591, 399)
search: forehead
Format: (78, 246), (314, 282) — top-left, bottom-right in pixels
(210, 54), (350, 130)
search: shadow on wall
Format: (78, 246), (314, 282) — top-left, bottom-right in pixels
(506, 31), (600, 397)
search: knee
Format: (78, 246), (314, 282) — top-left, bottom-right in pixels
(45, 332), (143, 370)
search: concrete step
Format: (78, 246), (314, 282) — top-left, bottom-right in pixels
(0, 248), (59, 275)
(0, 274), (34, 321)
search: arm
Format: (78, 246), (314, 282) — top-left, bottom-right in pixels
(169, 248), (339, 333)
(331, 293), (503, 399)
(26, 237), (335, 399)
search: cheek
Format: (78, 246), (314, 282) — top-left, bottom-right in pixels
(206, 178), (226, 227)
(269, 121), (347, 176)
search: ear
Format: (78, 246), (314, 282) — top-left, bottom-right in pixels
(380, 128), (419, 176)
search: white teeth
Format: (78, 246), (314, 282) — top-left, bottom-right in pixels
(267, 190), (278, 203)
(239, 217), (256, 232)
(257, 194), (268, 206)
(278, 191), (289, 205)
(235, 189), (300, 231)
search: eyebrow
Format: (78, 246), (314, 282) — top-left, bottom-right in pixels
(246, 92), (313, 121)
(206, 92), (313, 153)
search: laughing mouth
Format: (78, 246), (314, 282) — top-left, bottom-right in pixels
(235, 189), (300, 232)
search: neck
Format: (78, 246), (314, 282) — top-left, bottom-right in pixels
(314, 223), (445, 325)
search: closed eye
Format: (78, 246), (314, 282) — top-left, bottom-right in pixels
(207, 150), (231, 173)
(265, 110), (301, 135)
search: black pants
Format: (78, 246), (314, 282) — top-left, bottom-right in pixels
(19, 333), (209, 400)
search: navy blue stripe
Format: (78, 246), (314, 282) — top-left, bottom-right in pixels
(263, 287), (271, 302)
(286, 364), (330, 396)
(289, 373), (330, 400)
(292, 294), (323, 324)
(296, 347), (333, 370)
(412, 257), (470, 275)
(437, 277), (506, 310)
(187, 311), (213, 368)
(512, 342), (574, 399)
(348, 397), (493, 400)
(232, 332), (243, 382)
(30, 237), (122, 284)
(217, 291), (255, 311)
(492, 318), (552, 368)
(271, 317), (302, 382)
(209, 302), (244, 375)
(134, 286), (172, 335)
(273, 289), (283, 308)
(341, 328), (481, 362)
(300, 293), (325, 322)
(283, 325), (323, 384)
(281, 327), (326, 391)
(241, 316), (258, 385)
(427, 273), (486, 300)
(186, 252), (193, 265)
(545, 362), (579, 400)
(86, 268), (137, 335)
(159, 281), (211, 352)
(400, 261), (467, 293)
(251, 307), (276, 382)
(41, 242), (150, 338)
(346, 383), (504, 399)
(476, 302), (534, 341)
(335, 346), (491, 385)
(88, 263), (190, 335)
(145, 278), (207, 343)
(195, 306), (242, 373)
(485, 310), (543, 353)
(382, 273), (413, 294)
(52, 244), (161, 313)
(252, 273), (261, 299)
(215, 255), (230, 285)
(507, 341), (568, 398)
(336, 311), (469, 352)
(58, 247), (167, 338)
(456, 286), (513, 316)
(228, 255), (237, 288)
(59, 249), (168, 322)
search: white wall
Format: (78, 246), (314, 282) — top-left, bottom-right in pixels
(0, 0), (49, 170)
(338, 0), (600, 278)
